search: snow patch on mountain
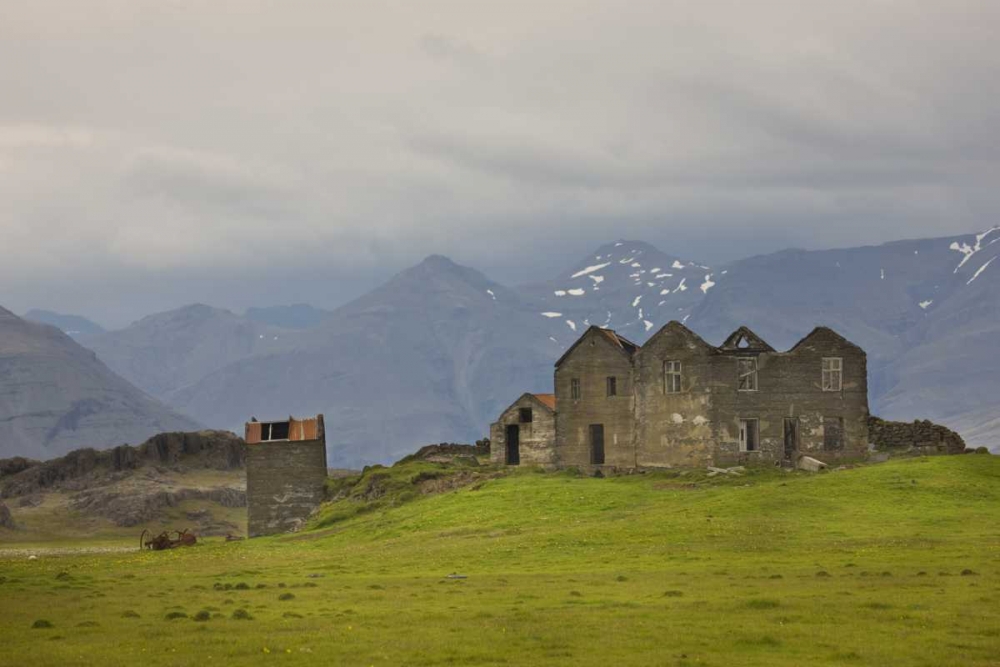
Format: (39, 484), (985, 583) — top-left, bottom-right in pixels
(968, 257), (996, 285)
(950, 226), (1000, 272)
(571, 262), (611, 279)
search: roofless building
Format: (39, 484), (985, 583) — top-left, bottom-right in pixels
(493, 322), (870, 468)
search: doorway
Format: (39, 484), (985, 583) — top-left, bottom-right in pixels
(589, 424), (605, 465)
(505, 424), (520, 465)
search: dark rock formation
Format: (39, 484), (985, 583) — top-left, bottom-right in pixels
(0, 457), (38, 479)
(868, 416), (966, 455)
(396, 441), (490, 465)
(0, 430), (245, 499)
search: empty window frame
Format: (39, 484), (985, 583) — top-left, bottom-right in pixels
(664, 360), (682, 393)
(606, 376), (617, 397)
(260, 421), (290, 441)
(571, 378), (582, 400)
(518, 407), (533, 423)
(739, 418), (759, 452)
(822, 357), (843, 391)
(824, 417), (844, 451)
(737, 357), (758, 391)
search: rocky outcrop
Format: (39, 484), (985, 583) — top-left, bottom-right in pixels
(396, 440), (490, 465)
(868, 416), (966, 456)
(0, 430), (244, 498)
(0, 457), (38, 479)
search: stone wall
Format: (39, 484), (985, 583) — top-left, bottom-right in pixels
(868, 416), (966, 455)
(555, 329), (635, 468)
(633, 324), (869, 467)
(246, 439), (327, 537)
(490, 395), (556, 466)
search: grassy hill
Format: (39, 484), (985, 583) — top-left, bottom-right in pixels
(0, 455), (997, 666)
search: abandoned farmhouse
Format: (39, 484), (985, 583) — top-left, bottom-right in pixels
(491, 322), (871, 469)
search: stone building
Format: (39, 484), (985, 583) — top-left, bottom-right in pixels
(490, 393), (557, 465)
(494, 322), (872, 469)
(245, 414), (327, 537)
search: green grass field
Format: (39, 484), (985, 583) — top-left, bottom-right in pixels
(1, 456), (998, 666)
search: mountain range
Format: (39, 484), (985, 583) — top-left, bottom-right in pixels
(0, 307), (200, 460)
(10, 227), (999, 465)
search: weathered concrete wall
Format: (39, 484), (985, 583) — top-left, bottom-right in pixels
(632, 324), (869, 467)
(868, 416), (966, 455)
(555, 329), (635, 468)
(490, 395), (556, 465)
(246, 439), (327, 537)
(709, 328), (869, 465)
(634, 322), (719, 467)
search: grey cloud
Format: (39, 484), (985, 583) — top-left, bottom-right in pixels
(0, 1), (998, 324)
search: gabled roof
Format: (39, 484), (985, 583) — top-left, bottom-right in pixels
(531, 393), (556, 410)
(495, 392), (556, 420)
(641, 320), (717, 355)
(788, 326), (863, 353)
(554, 326), (640, 367)
(719, 326), (775, 353)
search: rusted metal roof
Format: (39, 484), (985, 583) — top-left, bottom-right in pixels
(531, 393), (556, 410)
(245, 414), (325, 444)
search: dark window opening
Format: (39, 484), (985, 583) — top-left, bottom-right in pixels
(739, 418), (759, 452)
(519, 407), (533, 423)
(606, 376), (617, 397)
(824, 417), (844, 451)
(737, 357), (758, 391)
(571, 378), (581, 400)
(783, 418), (798, 460)
(261, 421), (290, 441)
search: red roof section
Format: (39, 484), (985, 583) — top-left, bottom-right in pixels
(532, 393), (556, 410)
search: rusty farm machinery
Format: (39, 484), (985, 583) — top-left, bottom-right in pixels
(139, 528), (198, 551)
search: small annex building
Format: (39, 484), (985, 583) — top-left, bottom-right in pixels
(494, 322), (872, 469)
(490, 393), (557, 466)
(245, 414), (327, 537)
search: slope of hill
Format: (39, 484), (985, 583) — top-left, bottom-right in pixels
(0, 456), (997, 665)
(0, 307), (202, 460)
(23, 309), (106, 337)
(244, 303), (333, 329)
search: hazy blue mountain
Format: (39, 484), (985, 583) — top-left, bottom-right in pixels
(50, 227), (1000, 465)
(0, 306), (201, 460)
(244, 304), (333, 330)
(82, 304), (298, 401)
(169, 256), (561, 467)
(23, 309), (106, 337)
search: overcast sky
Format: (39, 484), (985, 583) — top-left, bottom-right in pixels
(2, 1), (998, 327)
